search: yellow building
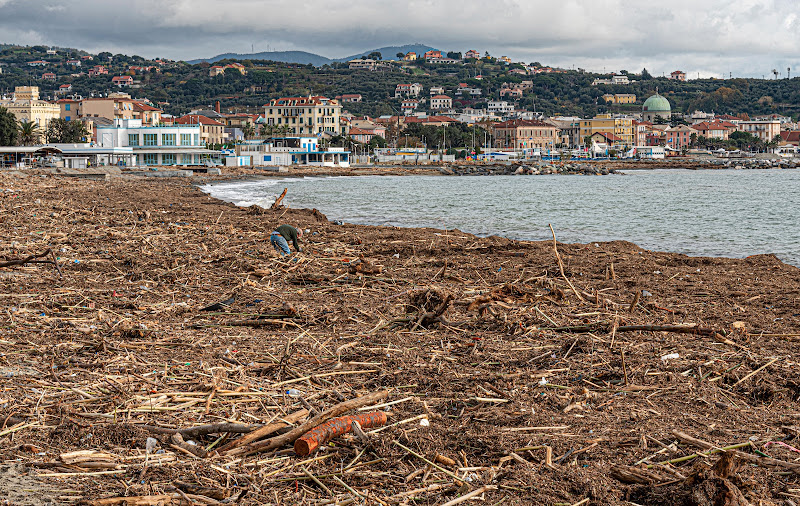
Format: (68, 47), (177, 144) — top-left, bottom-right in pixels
(264, 96), (344, 136)
(0, 87), (61, 142)
(602, 94), (637, 105)
(580, 114), (634, 147)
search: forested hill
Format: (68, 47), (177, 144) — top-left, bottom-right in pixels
(188, 51), (332, 66)
(188, 44), (436, 66)
(0, 44), (798, 120)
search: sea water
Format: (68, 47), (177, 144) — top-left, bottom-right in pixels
(201, 169), (800, 267)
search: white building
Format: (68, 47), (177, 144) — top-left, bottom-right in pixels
(96, 119), (217, 166)
(236, 137), (350, 167)
(395, 83), (422, 98)
(738, 120), (781, 143)
(430, 95), (452, 110)
(488, 101), (515, 114)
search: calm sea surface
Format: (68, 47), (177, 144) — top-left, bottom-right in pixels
(201, 169), (800, 267)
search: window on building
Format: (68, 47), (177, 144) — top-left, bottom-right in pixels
(65, 116), (71, 121)
(128, 134), (139, 146)
(144, 153), (157, 165)
(65, 104), (71, 111)
(143, 133), (157, 146)
(162, 133), (176, 146)
(162, 154), (176, 165)
(181, 134), (191, 146)
(193, 134), (199, 145)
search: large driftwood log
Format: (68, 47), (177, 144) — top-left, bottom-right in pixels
(235, 390), (389, 456)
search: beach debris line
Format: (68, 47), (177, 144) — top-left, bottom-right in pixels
(2, 173), (800, 504)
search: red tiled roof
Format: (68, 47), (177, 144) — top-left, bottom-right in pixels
(780, 131), (800, 143)
(431, 95), (451, 100)
(348, 127), (374, 136)
(265, 96), (332, 106)
(175, 114), (224, 126)
(132, 101), (160, 112)
(594, 132), (622, 142)
(494, 119), (552, 128)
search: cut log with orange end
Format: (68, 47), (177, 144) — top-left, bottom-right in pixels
(294, 411), (387, 456)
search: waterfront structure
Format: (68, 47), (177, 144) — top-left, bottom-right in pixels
(174, 115), (227, 145)
(738, 120), (781, 143)
(430, 95), (452, 110)
(263, 96), (343, 136)
(546, 117), (582, 148)
(96, 118), (215, 166)
(237, 137), (349, 167)
(395, 83), (422, 98)
(580, 114), (635, 148)
(492, 119), (558, 152)
(641, 93), (671, 122)
(663, 125), (694, 149)
(692, 120), (737, 140)
(590, 132), (624, 149)
(0, 87), (61, 142)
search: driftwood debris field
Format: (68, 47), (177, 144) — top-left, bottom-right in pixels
(1, 171), (800, 505)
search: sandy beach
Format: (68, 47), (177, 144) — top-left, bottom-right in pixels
(1, 169), (799, 505)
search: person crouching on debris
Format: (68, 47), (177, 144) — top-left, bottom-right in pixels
(270, 224), (303, 257)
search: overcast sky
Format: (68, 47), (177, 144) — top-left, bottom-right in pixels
(1, 0), (797, 79)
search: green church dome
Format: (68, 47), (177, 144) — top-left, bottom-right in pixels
(643, 93), (671, 113)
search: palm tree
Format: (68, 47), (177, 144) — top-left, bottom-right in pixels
(242, 123), (255, 140)
(17, 120), (40, 146)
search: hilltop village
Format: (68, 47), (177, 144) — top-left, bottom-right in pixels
(1, 44), (799, 168)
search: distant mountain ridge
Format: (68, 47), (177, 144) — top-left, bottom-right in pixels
(187, 43), (436, 66)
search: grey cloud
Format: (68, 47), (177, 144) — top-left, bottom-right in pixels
(0, 0), (797, 77)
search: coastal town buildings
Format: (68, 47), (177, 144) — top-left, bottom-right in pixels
(429, 95), (452, 110)
(641, 93), (671, 122)
(60, 93), (162, 126)
(691, 120), (737, 140)
(737, 119), (781, 143)
(96, 119), (213, 166)
(0, 86), (61, 142)
(263, 96), (344, 136)
(602, 94), (636, 105)
(487, 101), (515, 114)
(492, 119), (558, 152)
(663, 124), (694, 149)
(395, 83), (422, 98)
(236, 137), (350, 167)
(580, 114), (635, 148)
(174, 114), (228, 145)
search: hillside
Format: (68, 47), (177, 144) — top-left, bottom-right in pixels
(187, 50), (332, 66)
(335, 43), (437, 62)
(0, 43), (798, 122)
